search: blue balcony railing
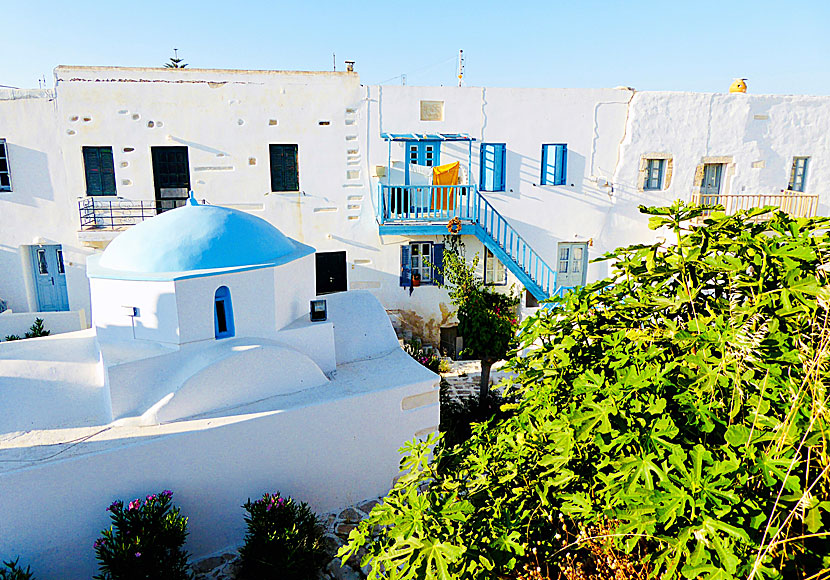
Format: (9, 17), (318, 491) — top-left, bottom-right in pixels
(379, 184), (475, 223)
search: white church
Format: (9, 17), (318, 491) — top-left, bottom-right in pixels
(0, 194), (439, 579)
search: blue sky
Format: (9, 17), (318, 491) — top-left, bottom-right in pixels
(5, 0), (829, 95)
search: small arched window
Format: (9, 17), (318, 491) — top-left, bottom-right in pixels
(214, 286), (235, 339)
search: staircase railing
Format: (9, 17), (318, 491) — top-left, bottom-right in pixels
(472, 191), (558, 298)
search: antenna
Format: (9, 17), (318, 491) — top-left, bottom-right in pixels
(457, 49), (464, 87)
(333, 53), (336, 72)
(401, 74), (407, 86)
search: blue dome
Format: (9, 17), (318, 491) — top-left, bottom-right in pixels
(97, 198), (300, 275)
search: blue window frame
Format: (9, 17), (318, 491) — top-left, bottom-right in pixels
(480, 143), (506, 192)
(541, 144), (567, 186)
(405, 141), (440, 185)
(214, 286), (235, 339)
(643, 158), (665, 190)
(400, 242), (444, 287)
(0, 139), (10, 192)
(789, 157), (809, 192)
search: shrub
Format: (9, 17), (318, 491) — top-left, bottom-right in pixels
(340, 204), (830, 580)
(94, 490), (192, 580)
(3, 335), (21, 342)
(439, 379), (515, 448)
(237, 492), (326, 580)
(0, 558), (34, 580)
(24, 318), (49, 338)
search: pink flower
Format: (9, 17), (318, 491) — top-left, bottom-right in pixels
(128, 499), (141, 511)
(135, 552), (141, 558)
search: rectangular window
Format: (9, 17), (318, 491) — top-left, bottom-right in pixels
(484, 248), (506, 285)
(83, 146), (117, 196)
(269, 144), (299, 191)
(789, 157), (809, 192)
(0, 139), (10, 191)
(643, 158), (665, 190)
(541, 144), (567, 186)
(400, 242), (444, 287)
(480, 143), (506, 192)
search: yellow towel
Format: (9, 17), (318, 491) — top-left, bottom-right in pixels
(431, 161), (459, 211)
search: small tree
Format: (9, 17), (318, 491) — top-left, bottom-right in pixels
(439, 236), (519, 404)
(164, 49), (187, 69)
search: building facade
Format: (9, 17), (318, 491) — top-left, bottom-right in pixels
(1, 66), (827, 345)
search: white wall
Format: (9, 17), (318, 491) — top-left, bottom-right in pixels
(0, 310), (87, 339)
(0, 365), (438, 580)
(614, 91), (830, 233)
(91, 278), (179, 344)
(0, 90), (91, 317)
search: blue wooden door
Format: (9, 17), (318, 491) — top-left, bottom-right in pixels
(29, 244), (69, 312)
(405, 141), (440, 185)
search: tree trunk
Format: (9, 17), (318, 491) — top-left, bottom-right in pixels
(479, 358), (496, 408)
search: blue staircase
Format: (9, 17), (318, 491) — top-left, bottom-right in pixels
(378, 185), (568, 300)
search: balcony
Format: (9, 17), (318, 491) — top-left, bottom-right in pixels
(378, 184), (476, 225)
(690, 190), (819, 219)
(77, 198), (161, 248)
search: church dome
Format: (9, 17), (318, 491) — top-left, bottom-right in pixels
(93, 196), (304, 277)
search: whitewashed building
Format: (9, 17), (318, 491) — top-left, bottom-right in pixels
(1, 66), (826, 348)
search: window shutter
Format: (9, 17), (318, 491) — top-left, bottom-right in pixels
(400, 245), (411, 287)
(540, 145), (548, 185)
(100, 147), (116, 194)
(433, 243), (444, 285)
(269, 144), (299, 191)
(495, 144), (505, 191)
(555, 145), (567, 185)
(83, 147), (102, 195)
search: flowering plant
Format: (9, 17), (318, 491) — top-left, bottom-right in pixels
(237, 492), (326, 580)
(403, 339), (442, 373)
(94, 490), (192, 580)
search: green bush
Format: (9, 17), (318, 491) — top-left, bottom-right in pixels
(3, 335), (21, 342)
(0, 558), (34, 580)
(340, 204), (830, 580)
(439, 379), (515, 448)
(237, 492), (327, 580)
(94, 490), (192, 580)
(24, 318), (49, 338)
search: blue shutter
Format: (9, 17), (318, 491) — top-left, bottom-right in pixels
(400, 245), (411, 287)
(433, 243), (444, 285)
(555, 145), (567, 185)
(495, 144), (505, 191)
(480, 144), (491, 190)
(540, 145), (548, 185)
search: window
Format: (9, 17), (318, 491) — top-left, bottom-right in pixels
(214, 286), (235, 339)
(484, 248), (506, 285)
(541, 144), (567, 186)
(269, 144), (299, 191)
(400, 242), (444, 287)
(37, 249), (48, 275)
(82, 146), (117, 196)
(57, 249), (65, 274)
(0, 139), (10, 191)
(643, 158), (665, 190)
(315, 251), (347, 295)
(480, 143), (506, 192)
(789, 157), (809, 192)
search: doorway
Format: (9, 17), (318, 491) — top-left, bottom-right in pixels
(151, 146), (190, 213)
(315, 251), (347, 295)
(700, 163), (723, 207)
(27, 244), (69, 312)
(557, 242), (588, 289)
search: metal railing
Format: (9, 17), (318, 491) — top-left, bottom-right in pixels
(690, 190), (819, 219)
(78, 198), (159, 230)
(473, 191), (559, 297)
(379, 184), (475, 222)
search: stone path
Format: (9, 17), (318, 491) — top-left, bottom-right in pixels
(440, 359), (511, 402)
